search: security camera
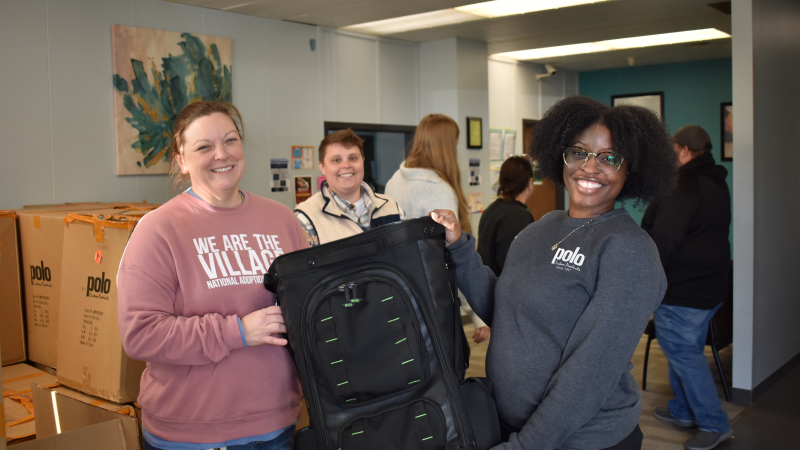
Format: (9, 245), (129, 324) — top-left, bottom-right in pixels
(535, 64), (557, 81)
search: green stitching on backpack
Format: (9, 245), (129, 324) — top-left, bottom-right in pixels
(402, 359), (414, 365)
(381, 296), (393, 302)
(409, 380), (421, 385)
(352, 431), (364, 436)
(422, 436), (433, 441)
(395, 338), (407, 344)
(388, 318), (399, 323)
(331, 359), (343, 364)
(321, 316), (333, 322)
(415, 413), (427, 418)
(326, 338), (338, 343)
(346, 398), (357, 402)
(337, 381), (349, 386)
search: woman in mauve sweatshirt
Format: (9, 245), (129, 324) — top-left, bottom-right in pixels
(118, 101), (308, 450)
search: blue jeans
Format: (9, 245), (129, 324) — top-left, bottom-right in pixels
(143, 425), (293, 450)
(653, 304), (731, 434)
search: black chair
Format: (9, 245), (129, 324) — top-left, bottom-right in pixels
(642, 260), (733, 403)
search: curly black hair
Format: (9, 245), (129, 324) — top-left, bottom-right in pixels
(528, 96), (677, 204)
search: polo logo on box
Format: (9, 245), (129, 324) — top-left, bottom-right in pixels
(551, 247), (585, 272)
(86, 272), (111, 299)
(30, 260), (53, 286)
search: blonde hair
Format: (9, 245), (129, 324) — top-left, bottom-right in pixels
(406, 114), (472, 234)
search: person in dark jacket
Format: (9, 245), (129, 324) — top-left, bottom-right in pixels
(478, 156), (534, 275)
(642, 125), (732, 450)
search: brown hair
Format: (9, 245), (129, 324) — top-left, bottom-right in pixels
(406, 114), (472, 234)
(168, 101), (245, 190)
(319, 129), (364, 163)
(498, 156), (534, 202)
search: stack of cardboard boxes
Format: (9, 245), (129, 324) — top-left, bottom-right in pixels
(1, 202), (159, 448)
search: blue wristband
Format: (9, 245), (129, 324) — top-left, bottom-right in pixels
(238, 317), (248, 347)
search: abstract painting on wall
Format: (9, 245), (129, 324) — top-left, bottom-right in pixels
(112, 25), (232, 175)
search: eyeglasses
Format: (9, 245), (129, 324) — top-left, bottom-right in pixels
(562, 147), (625, 174)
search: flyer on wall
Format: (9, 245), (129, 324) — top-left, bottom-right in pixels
(468, 193), (484, 214)
(295, 176), (312, 204)
(292, 146), (314, 169)
(489, 128), (503, 160)
(469, 158), (481, 186)
(502, 129), (517, 160)
(270, 158), (289, 192)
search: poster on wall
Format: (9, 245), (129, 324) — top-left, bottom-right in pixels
(468, 193), (484, 214)
(111, 25), (232, 175)
(295, 176), (312, 204)
(721, 102), (733, 161)
(489, 129), (504, 160)
(292, 146), (314, 170)
(270, 158), (289, 192)
(317, 176), (326, 191)
(469, 158), (481, 186)
(502, 130), (517, 160)
(490, 161), (502, 197)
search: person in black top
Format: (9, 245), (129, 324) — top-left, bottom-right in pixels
(478, 156), (535, 275)
(642, 125), (732, 450)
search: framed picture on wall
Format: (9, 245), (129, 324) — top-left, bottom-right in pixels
(467, 117), (483, 149)
(611, 92), (664, 120)
(721, 102), (733, 161)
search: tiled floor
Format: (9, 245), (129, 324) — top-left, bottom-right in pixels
(462, 324), (746, 450)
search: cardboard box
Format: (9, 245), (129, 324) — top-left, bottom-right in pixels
(56, 212), (148, 403)
(2, 363), (59, 442)
(16, 208), (124, 369)
(0, 212), (25, 366)
(30, 383), (140, 450)
(23, 202), (108, 209)
(3, 364), (141, 448)
(12, 419), (127, 450)
(1, 342), (5, 450)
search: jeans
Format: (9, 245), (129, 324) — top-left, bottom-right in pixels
(143, 425), (293, 450)
(653, 303), (731, 434)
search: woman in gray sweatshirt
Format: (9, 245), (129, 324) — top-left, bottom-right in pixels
(432, 96), (678, 450)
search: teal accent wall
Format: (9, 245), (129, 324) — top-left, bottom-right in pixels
(579, 58), (733, 244)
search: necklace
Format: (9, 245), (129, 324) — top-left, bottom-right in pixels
(551, 216), (598, 251)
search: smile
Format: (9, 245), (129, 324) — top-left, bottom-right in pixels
(339, 173), (355, 178)
(212, 166), (233, 173)
(577, 179), (603, 189)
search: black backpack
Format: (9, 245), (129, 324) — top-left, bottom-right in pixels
(264, 217), (500, 450)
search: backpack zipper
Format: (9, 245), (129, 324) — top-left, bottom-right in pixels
(310, 276), (424, 388)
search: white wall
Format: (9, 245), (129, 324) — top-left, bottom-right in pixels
(418, 38), (492, 233)
(0, 0), (419, 210)
(732, 0), (800, 398)
(488, 58), (579, 156)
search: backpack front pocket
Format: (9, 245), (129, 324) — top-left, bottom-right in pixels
(339, 399), (446, 450)
(311, 277), (426, 404)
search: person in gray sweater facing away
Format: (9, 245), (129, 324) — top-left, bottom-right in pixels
(431, 96), (678, 450)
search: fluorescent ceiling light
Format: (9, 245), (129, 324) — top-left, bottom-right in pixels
(342, 9), (483, 35)
(343, 0), (609, 35)
(456, 0), (610, 18)
(496, 29), (731, 60)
